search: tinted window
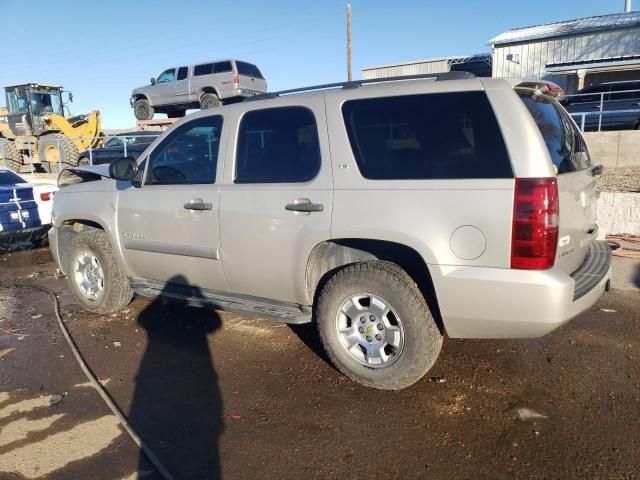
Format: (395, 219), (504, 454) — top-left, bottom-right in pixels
(194, 63), (213, 76)
(146, 116), (223, 185)
(342, 92), (513, 180)
(235, 107), (320, 183)
(213, 61), (232, 74)
(0, 169), (24, 185)
(177, 66), (188, 81)
(235, 61), (264, 79)
(520, 93), (591, 173)
(157, 69), (175, 83)
(609, 82), (640, 101)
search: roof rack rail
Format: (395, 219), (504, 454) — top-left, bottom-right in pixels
(245, 71), (476, 102)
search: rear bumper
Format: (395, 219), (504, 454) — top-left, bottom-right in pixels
(434, 241), (612, 338)
(0, 225), (49, 245)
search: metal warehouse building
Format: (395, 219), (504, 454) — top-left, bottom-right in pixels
(361, 54), (492, 80)
(489, 11), (640, 93)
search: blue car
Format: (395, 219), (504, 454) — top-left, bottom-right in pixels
(0, 167), (57, 246)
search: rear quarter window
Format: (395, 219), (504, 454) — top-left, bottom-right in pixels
(519, 93), (591, 173)
(194, 63), (213, 76)
(341, 92), (513, 180)
(235, 61), (264, 79)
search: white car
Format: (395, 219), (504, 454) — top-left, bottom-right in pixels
(0, 167), (57, 246)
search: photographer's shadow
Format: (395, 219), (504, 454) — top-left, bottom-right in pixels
(129, 275), (223, 479)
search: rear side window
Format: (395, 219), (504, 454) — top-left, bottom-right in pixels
(342, 92), (512, 180)
(194, 63), (213, 76)
(235, 61), (264, 79)
(235, 107), (320, 183)
(609, 82), (640, 100)
(177, 66), (188, 80)
(213, 61), (232, 74)
(519, 93), (591, 173)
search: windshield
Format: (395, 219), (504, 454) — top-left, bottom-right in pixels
(0, 169), (25, 185)
(30, 89), (63, 115)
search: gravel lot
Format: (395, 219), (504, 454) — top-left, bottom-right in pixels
(0, 248), (639, 479)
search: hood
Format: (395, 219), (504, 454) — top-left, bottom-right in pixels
(58, 164), (110, 188)
(131, 86), (149, 96)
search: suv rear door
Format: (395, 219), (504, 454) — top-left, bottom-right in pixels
(519, 91), (597, 274)
(219, 99), (331, 305)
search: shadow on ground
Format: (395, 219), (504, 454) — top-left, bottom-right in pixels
(129, 275), (224, 479)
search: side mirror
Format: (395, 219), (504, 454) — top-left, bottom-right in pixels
(109, 157), (138, 181)
(150, 78), (157, 85)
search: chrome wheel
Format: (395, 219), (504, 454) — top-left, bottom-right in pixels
(335, 293), (405, 368)
(73, 250), (105, 300)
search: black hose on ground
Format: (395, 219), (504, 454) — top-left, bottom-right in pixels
(0, 282), (175, 480)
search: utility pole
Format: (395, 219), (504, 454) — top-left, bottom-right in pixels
(347, 3), (352, 81)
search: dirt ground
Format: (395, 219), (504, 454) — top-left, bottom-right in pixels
(0, 248), (639, 480)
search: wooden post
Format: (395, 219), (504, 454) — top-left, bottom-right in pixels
(347, 3), (352, 81)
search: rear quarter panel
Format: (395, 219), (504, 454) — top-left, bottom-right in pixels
(324, 80), (515, 269)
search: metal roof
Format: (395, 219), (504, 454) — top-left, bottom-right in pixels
(489, 11), (640, 45)
(4, 82), (63, 89)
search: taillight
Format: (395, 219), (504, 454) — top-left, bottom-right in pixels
(233, 74), (240, 85)
(511, 177), (559, 270)
(40, 191), (53, 201)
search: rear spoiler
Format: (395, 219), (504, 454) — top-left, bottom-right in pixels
(514, 81), (564, 100)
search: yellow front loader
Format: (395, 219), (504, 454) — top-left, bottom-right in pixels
(0, 83), (102, 172)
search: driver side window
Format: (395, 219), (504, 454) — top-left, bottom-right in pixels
(157, 69), (176, 83)
(145, 116), (223, 185)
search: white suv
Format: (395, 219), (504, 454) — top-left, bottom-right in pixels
(51, 73), (611, 390)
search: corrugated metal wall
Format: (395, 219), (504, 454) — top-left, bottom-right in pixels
(362, 59), (450, 79)
(492, 27), (640, 88)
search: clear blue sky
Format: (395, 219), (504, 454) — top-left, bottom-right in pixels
(0, 0), (624, 128)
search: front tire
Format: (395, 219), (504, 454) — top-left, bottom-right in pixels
(38, 134), (80, 170)
(67, 229), (133, 314)
(316, 261), (443, 390)
(0, 140), (22, 172)
(134, 99), (154, 120)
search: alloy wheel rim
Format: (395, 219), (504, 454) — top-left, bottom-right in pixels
(73, 250), (105, 301)
(334, 293), (405, 368)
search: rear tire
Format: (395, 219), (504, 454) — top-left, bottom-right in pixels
(134, 99), (154, 120)
(38, 134), (80, 171)
(0, 141), (22, 172)
(67, 229), (133, 314)
(200, 93), (220, 109)
(316, 261), (443, 390)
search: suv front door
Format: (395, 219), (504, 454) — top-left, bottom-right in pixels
(150, 68), (177, 106)
(219, 100), (332, 305)
(117, 115), (228, 292)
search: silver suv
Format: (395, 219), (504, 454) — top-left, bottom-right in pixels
(50, 73), (611, 390)
(130, 58), (267, 120)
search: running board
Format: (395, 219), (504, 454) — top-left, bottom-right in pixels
(130, 278), (312, 324)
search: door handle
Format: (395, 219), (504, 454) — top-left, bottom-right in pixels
(285, 198), (323, 213)
(184, 198), (212, 211)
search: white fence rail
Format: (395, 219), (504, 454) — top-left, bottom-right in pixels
(562, 88), (640, 132)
